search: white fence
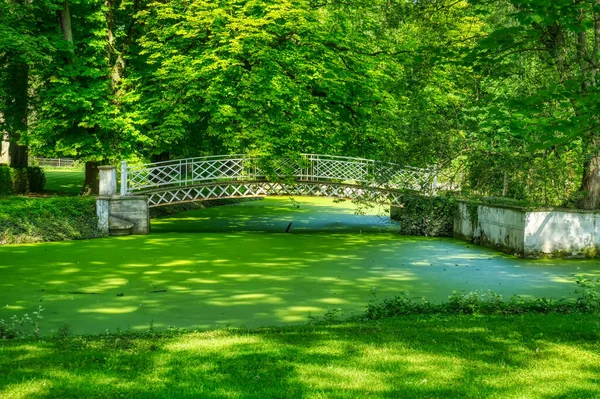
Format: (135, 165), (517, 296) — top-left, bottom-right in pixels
(30, 157), (78, 168)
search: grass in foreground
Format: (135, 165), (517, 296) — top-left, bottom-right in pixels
(1, 314), (600, 399)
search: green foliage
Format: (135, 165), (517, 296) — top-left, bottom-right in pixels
(363, 276), (600, 320)
(460, 149), (583, 207)
(0, 306), (44, 340)
(4, 0), (599, 209)
(461, 0), (600, 208)
(0, 166), (46, 195)
(26, 166), (46, 193)
(9, 167), (29, 194)
(0, 166), (12, 195)
(133, 0), (398, 158)
(574, 276), (600, 313)
(390, 193), (457, 237)
(0, 197), (102, 244)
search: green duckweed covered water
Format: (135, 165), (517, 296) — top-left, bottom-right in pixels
(1, 197), (599, 335)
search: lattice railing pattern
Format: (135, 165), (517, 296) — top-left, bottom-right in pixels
(146, 181), (407, 207)
(123, 154), (435, 197)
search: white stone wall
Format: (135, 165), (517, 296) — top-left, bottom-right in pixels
(524, 211), (599, 256)
(455, 201), (600, 257)
(477, 204), (525, 254)
(454, 202), (525, 255)
(98, 166), (117, 196)
(454, 202), (475, 238)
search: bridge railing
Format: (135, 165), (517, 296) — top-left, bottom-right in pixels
(120, 154), (436, 195)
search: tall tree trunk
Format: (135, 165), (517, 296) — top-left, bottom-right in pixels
(106, 0), (125, 90)
(6, 61), (29, 168)
(81, 161), (100, 195)
(576, 4), (600, 209)
(578, 141), (600, 209)
(57, 0), (73, 43)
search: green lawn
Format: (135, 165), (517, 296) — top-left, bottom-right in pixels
(43, 168), (84, 195)
(1, 314), (600, 398)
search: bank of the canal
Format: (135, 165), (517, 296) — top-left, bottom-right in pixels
(1, 197), (599, 335)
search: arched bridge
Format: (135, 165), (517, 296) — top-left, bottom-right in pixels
(119, 154), (437, 207)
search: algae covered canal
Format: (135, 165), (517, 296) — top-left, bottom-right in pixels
(1, 197), (599, 335)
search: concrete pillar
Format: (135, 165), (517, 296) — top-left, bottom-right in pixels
(97, 165), (117, 235)
(99, 165), (117, 196)
(0, 132), (10, 165)
(96, 165), (150, 236)
(96, 197), (110, 235)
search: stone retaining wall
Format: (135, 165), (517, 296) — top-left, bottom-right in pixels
(454, 201), (600, 258)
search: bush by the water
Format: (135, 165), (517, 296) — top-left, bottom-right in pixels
(359, 276), (600, 321)
(0, 197), (102, 245)
(26, 167), (46, 193)
(390, 193), (456, 237)
(0, 166), (11, 195)
(0, 165), (46, 195)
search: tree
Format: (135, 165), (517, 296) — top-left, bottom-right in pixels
(31, 0), (143, 194)
(131, 0), (414, 161)
(466, 0), (600, 208)
(0, 0), (58, 167)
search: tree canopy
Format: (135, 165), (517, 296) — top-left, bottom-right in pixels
(1, 0), (600, 207)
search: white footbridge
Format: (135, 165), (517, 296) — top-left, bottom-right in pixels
(119, 154), (437, 207)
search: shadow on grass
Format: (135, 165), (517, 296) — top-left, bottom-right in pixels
(1, 315), (600, 398)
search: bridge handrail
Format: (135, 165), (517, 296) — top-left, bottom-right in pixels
(126, 154), (430, 172)
(121, 154), (436, 195)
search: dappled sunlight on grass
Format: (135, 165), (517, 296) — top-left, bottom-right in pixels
(2, 315), (599, 398)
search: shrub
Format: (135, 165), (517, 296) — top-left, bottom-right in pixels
(0, 306), (44, 340)
(0, 197), (103, 244)
(390, 193), (457, 237)
(0, 166), (47, 195)
(360, 276), (600, 321)
(27, 166), (46, 193)
(0, 165), (12, 195)
(10, 167), (29, 194)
